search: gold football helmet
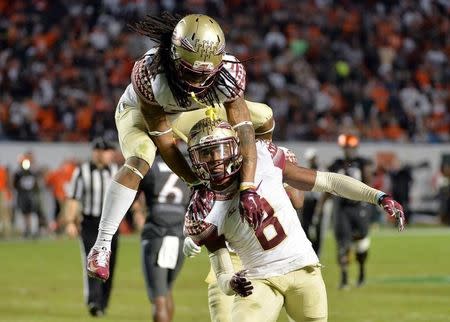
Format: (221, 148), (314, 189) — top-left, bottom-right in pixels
(188, 118), (242, 184)
(171, 14), (225, 93)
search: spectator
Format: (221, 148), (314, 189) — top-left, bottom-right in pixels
(44, 159), (77, 233)
(0, 1), (448, 143)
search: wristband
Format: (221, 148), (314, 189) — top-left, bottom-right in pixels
(232, 121), (253, 130)
(239, 182), (255, 191)
(377, 193), (389, 206)
(148, 127), (173, 137)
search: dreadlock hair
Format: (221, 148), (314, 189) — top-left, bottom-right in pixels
(130, 12), (244, 109)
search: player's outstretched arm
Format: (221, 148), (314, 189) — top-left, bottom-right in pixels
(283, 162), (406, 231)
(139, 101), (198, 185)
(225, 98), (264, 229)
(224, 98), (257, 184)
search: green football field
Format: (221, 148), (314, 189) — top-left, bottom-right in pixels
(1, 227), (449, 322)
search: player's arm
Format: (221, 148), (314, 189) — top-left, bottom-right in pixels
(63, 166), (83, 238)
(281, 148), (304, 209)
(283, 162), (405, 231)
(185, 199), (252, 297)
(130, 192), (146, 231)
(204, 234), (253, 297)
(224, 97), (264, 229)
(224, 97), (256, 185)
(62, 198), (81, 238)
(284, 184), (304, 209)
(139, 101), (198, 185)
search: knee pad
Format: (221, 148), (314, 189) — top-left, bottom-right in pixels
(354, 237), (371, 253)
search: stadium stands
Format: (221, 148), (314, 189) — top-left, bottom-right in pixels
(0, 0), (448, 142)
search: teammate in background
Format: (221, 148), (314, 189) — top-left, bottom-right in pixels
(183, 146), (304, 322)
(184, 118), (405, 322)
(136, 152), (190, 322)
(316, 134), (376, 289)
(64, 138), (118, 317)
(13, 152), (44, 238)
(87, 13), (275, 280)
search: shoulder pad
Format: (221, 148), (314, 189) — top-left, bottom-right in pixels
(260, 140), (286, 170)
(221, 55), (246, 101)
(279, 147), (298, 165)
(131, 54), (156, 105)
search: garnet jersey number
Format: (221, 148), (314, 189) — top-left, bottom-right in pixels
(256, 198), (287, 250)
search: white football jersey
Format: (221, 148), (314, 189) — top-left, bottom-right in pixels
(187, 141), (319, 279)
(118, 48), (246, 113)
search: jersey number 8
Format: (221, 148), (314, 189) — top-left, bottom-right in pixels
(255, 198), (287, 250)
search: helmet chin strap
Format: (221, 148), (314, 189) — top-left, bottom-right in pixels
(190, 92), (219, 121)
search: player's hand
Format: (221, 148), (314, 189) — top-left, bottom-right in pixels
(188, 183), (215, 221)
(230, 270), (253, 297)
(65, 222), (78, 238)
(239, 188), (264, 229)
(379, 195), (406, 231)
(183, 237), (201, 257)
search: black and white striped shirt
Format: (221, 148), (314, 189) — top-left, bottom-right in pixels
(68, 161), (118, 217)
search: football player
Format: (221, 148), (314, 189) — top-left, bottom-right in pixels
(137, 152), (190, 322)
(315, 134), (377, 289)
(184, 118), (405, 322)
(87, 13), (275, 280)
(183, 147), (303, 322)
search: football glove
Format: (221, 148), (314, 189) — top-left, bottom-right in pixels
(239, 187), (264, 229)
(183, 237), (202, 258)
(230, 270), (253, 297)
(378, 195), (406, 231)
(188, 183), (215, 221)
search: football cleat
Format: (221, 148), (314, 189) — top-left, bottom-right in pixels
(87, 247), (111, 281)
(88, 303), (105, 317)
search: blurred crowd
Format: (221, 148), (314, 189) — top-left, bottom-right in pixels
(0, 0), (448, 143)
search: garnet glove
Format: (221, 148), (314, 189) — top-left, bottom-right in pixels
(230, 270), (253, 297)
(239, 188), (264, 229)
(379, 195), (406, 231)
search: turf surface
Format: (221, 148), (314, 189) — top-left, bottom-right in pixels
(1, 227), (449, 322)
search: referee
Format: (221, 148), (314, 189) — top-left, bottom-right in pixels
(64, 137), (119, 317)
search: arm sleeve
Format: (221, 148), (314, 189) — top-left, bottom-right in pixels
(208, 248), (235, 296)
(312, 171), (385, 205)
